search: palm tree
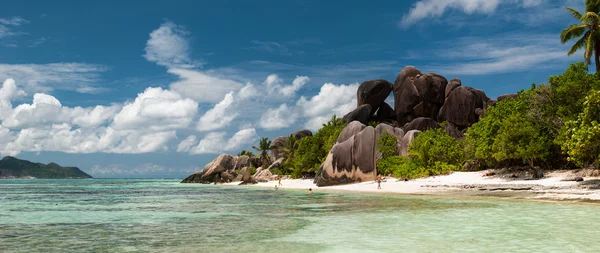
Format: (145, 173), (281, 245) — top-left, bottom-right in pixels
(237, 150), (254, 157)
(252, 137), (272, 167)
(561, 0), (600, 72)
(279, 135), (297, 162)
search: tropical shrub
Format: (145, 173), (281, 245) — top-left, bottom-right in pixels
(559, 90), (600, 167)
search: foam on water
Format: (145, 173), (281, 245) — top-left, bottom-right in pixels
(1, 179), (600, 252)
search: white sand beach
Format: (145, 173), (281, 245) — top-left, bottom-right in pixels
(226, 171), (600, 201)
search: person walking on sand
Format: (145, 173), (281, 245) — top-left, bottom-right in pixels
(278, 176), (282, 186)
(377, 174), (382, 190)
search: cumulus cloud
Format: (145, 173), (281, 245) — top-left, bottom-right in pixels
(176, 135), (198, 153)
(400, 0), (543, 27)
(238, 82), (260, 100)
(167, 68), (243, 103)
(144, 21), (195, 68)
(196, 92), (238, 131)
(259, 103), (298, 130)
(264, 74), (309, 97)
(297, 82), (358, 131)
(190, 128), (258, 154)
(112, 87), (198, 131)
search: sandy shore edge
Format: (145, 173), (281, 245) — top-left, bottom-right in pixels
(223, 171), (600, 202)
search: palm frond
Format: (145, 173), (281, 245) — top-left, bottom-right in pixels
(581, 12), (600, 24)
(585, 34), (595, 64)
(566, 7), (583, 20)
(586, 0), (600, 13)
(569, 31), (591, 55)
(561, 24), (588, 43)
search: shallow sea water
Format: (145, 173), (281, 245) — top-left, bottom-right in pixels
(1, 179), (599, 253)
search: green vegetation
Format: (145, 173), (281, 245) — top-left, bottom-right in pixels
(278, 115), (347, 178)
(0, 156), (92, 179)
(560, 1), (600, 72)
(237, 150), (254, 157)
(252, 137), (272, 166)
(409, 127), (465, 169)
(560, 90), (600, 167)
(377, 127), (464, 179)
(377, 131), (397, 160)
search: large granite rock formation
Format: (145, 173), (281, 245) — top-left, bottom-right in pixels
(337, 121), (366, 143)
(393, 66), (448, 125)
(438, 86), (490, 128)
(343, 104), (372, 124)
(357, 79), (393, 115)
(399, 130), (421, 156)
(403, 117), (440, 132)
(314, 126), (377, 186)
(182, 154), (249, 183)
(375, 102), (396, 124)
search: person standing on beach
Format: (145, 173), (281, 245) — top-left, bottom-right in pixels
(377, 174), (382, 190)
(278, 176), (282, 186)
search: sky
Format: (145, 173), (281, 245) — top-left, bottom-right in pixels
(0, 0), (586, 178)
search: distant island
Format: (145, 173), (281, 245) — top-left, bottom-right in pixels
(0, 156), (92, 179)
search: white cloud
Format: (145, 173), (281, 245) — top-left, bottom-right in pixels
(264, 74), (309, 97)
(259, 103), (298, 130)
(400, 0), (543, 27)
(238, 82), (260, 100)
(1, 90), (120, 129)
(1, 124), (176, 155)
(224, 128), (258, 151)
(297, 82), (359, 131)
(176, 135), (198, 153)
(0, 78), (26, 101)
(196, 91), (238, 132)
(0, 17), (28, 38)
(190, 128), (258, 154)
(168, 68), (243, 103)
(427, 34), (571, 75)
(144, 21), (195, 68)
(0, 63), (107, 94)
(112, 87), (198, 131)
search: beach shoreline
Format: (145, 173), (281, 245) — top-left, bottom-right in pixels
(224, 171), (600, 202)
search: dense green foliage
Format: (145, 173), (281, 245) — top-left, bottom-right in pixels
(560, 90), (600, 167)
(0, 156), (92, 179)
(466, 62), (600, 169)
(377, 131), (397, 160)
(409, 127), (465, 169)
(279, 115), (347, 178)
(377, 128), (463, 179)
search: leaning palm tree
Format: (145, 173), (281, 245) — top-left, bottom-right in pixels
(252, 137), (272, 167)
(237, 150), (254, 157)
(561, 1), (600, 72)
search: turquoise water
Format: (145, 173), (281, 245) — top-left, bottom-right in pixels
(1, 179), (600, 252)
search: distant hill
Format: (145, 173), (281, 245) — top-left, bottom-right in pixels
(0, 156), (92, 179)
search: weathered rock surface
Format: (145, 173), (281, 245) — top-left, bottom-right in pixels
(393, 66), (449, 125)
(403, 117), (440, 132)
(439, 86), (489, 128)
(375, 102), (396, 124)
(399, 130), (421, 156)
(267, 157), (284, 171)
(337, 121), (366, 143)
(497, 93), (518, 102)
(357, 79), (393, 115)
(343, 104), (372, 124)
(444, 122), (465, 140)
(181, 154), (236, 183)
(292, 129), (313, 140)
(270, 136), (289, 161)
(252, 167), (272, 182)
(314, 126), (377, 186)
(445, 78), (461, 98)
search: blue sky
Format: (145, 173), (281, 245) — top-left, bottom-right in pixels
(0, 0), (586, 178)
